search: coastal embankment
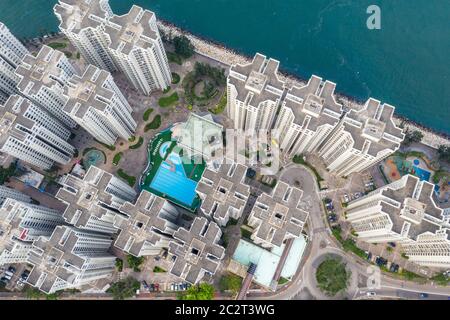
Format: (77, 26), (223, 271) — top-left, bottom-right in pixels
(157, 21), (450, 150)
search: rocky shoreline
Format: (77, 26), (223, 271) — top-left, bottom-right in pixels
(157, 20), (450, 149)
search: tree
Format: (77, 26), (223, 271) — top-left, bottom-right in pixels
(0, 163), (17, 185)
(173, 35), (195, 59)
(115, 258), (123, 272)
(107, 277), (140, 300)
(178, 283), (215, 300)
(437, 145), (450, 163)
(315, 257), (351, 296)
(126, 254), (145, 272)
(219, 274), (242, 295)
(402, 129), (423, 146)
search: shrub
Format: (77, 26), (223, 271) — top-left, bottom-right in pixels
(107, 277), (140, 300)
(126, 255), (145, 272)
(153, 266), (166, 273)
(173, 35), (195, 59)
(219, 274), (243, 295)
(178, 283), (215, 300)
(143, 108), (154, 121)
(117, 169), (136, 187)
(113, 152), (123, 166)
(171, 72), (181, 84)
(129, 137), (144, 150)
(167, 51), (182, 65)
(144, 115), (162, 132)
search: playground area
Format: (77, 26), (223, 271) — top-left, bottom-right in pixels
(384, 155), (434, 183)
(141, 127), (205, 211)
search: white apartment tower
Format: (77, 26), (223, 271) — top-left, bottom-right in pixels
(63, 65), (136, 145)
(56, 166), (137, 234)
(0, 185), (32, 205)
(15, 45), (78, 128)
(317, 98), (405, 177)
(55, 1), (172, 95)
(275, 76), (344, 156)
(114, 190), (180, 257)
(0, 95), (76, 170)
(346, 174), (450, 268)
(54, 0), (116, 71)
(248, 181), (308, 249)
(26, 225), (116, 293)
(227, 53), (285, 132)
(0, 198), (65, 265)
(0, 22), (29, 103)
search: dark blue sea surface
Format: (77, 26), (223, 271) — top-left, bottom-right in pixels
(1, 0), (449, 134)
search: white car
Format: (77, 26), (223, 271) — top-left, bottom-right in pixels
(366, 292), (376, 296)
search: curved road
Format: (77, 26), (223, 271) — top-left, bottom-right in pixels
(248, 164), (450, 300)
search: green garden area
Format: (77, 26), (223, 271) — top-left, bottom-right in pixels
(140, 128), (205, 211)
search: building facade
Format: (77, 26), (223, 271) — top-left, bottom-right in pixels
(248, 181), (308, 249)
(15, 45), (78, 128)
(227, 53), (285, 132)
(0, 199), (65, 265)
(64, 65), (136, 145)
(346, 174), (450, 268)
(114, 190), (179, 257)
(196, 161), (250, 227)
(0, 95), (75, 170)
(0, 22), (29, 103)
(0, 185), (32, 205)
(56, 166), (137, 235)
(26, 225), (116, 293)
(55, 1), (172, 95)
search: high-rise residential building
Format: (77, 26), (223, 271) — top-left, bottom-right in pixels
(0, 185), (31, 205)
(15, 45), (78, 128)
(0, 198), (65, 265)
(317, 98), (405, 177)
(196, 162), (250, 227)
(0, 95), (75, 170)
(54, 0), (116, 71)
(63, 65), (136, 145)
(56, 166), (137, 235)
(114, 190), (180, 257)
(227, 53), (285, 132)
(105, 5), (172, 94)
(346, 174), (450, 268)
(248, 181), (308, 249)
(55, 1), (172, 95)
(275, 76), (344, 157)
(26, 225), (116, 293)
(0, 22), (29, 102)
(169, 217), (225, 284)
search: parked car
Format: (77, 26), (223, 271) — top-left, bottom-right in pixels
(343, 194), (350, 203)
(7, 266), (16, 274)
(150, 283), (155, 292)
(0, 277), (9, 283)
(366, 252), (373, 261)
(162, 250), (168, 259)
(170, 283), (175, 291)
(366, 292), (376, 296)
(171, 255), (177, 262)
(419, 293), (429, 299)
(142, 281), (149, 290)
(21, 270), (30, 280)
(388, 242), (396, 248)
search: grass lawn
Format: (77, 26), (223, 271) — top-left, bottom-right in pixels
(144, 115), (162, 132)
(143, 108), (154, 121)
(47, 42), (67, 49)
(171, 72), (181, 84)
(153, 266), (166, 273)
(167, 51), (182, 65)
(209, 92), (227, 114)
(158, 92), (179, 107)
(129, 137), (144, 150)
(113, 152), (123, 166)
(117, 169), (136, 187)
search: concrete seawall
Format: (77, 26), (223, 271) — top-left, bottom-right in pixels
(158, 21), (450, 149)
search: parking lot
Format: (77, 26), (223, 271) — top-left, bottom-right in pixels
(0, 264), (31, 292)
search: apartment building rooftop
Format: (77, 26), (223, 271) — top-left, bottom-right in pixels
(64, 65), (114, 118)
(15, 46), (69, 96)
(342, 99), (405, 157)
(197, 162), (250, 224)
(249, 181), (308, 247)
(380, 175), (445, 240)
(284, 75), (344, 131)
(169, 217), (225, 284)
(114, 191), (172, 257)
(54, 0), (111, 33)
(105, 5), (159, 55)
(56, 166), (127, 229)
(229, 53), (285, 107)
